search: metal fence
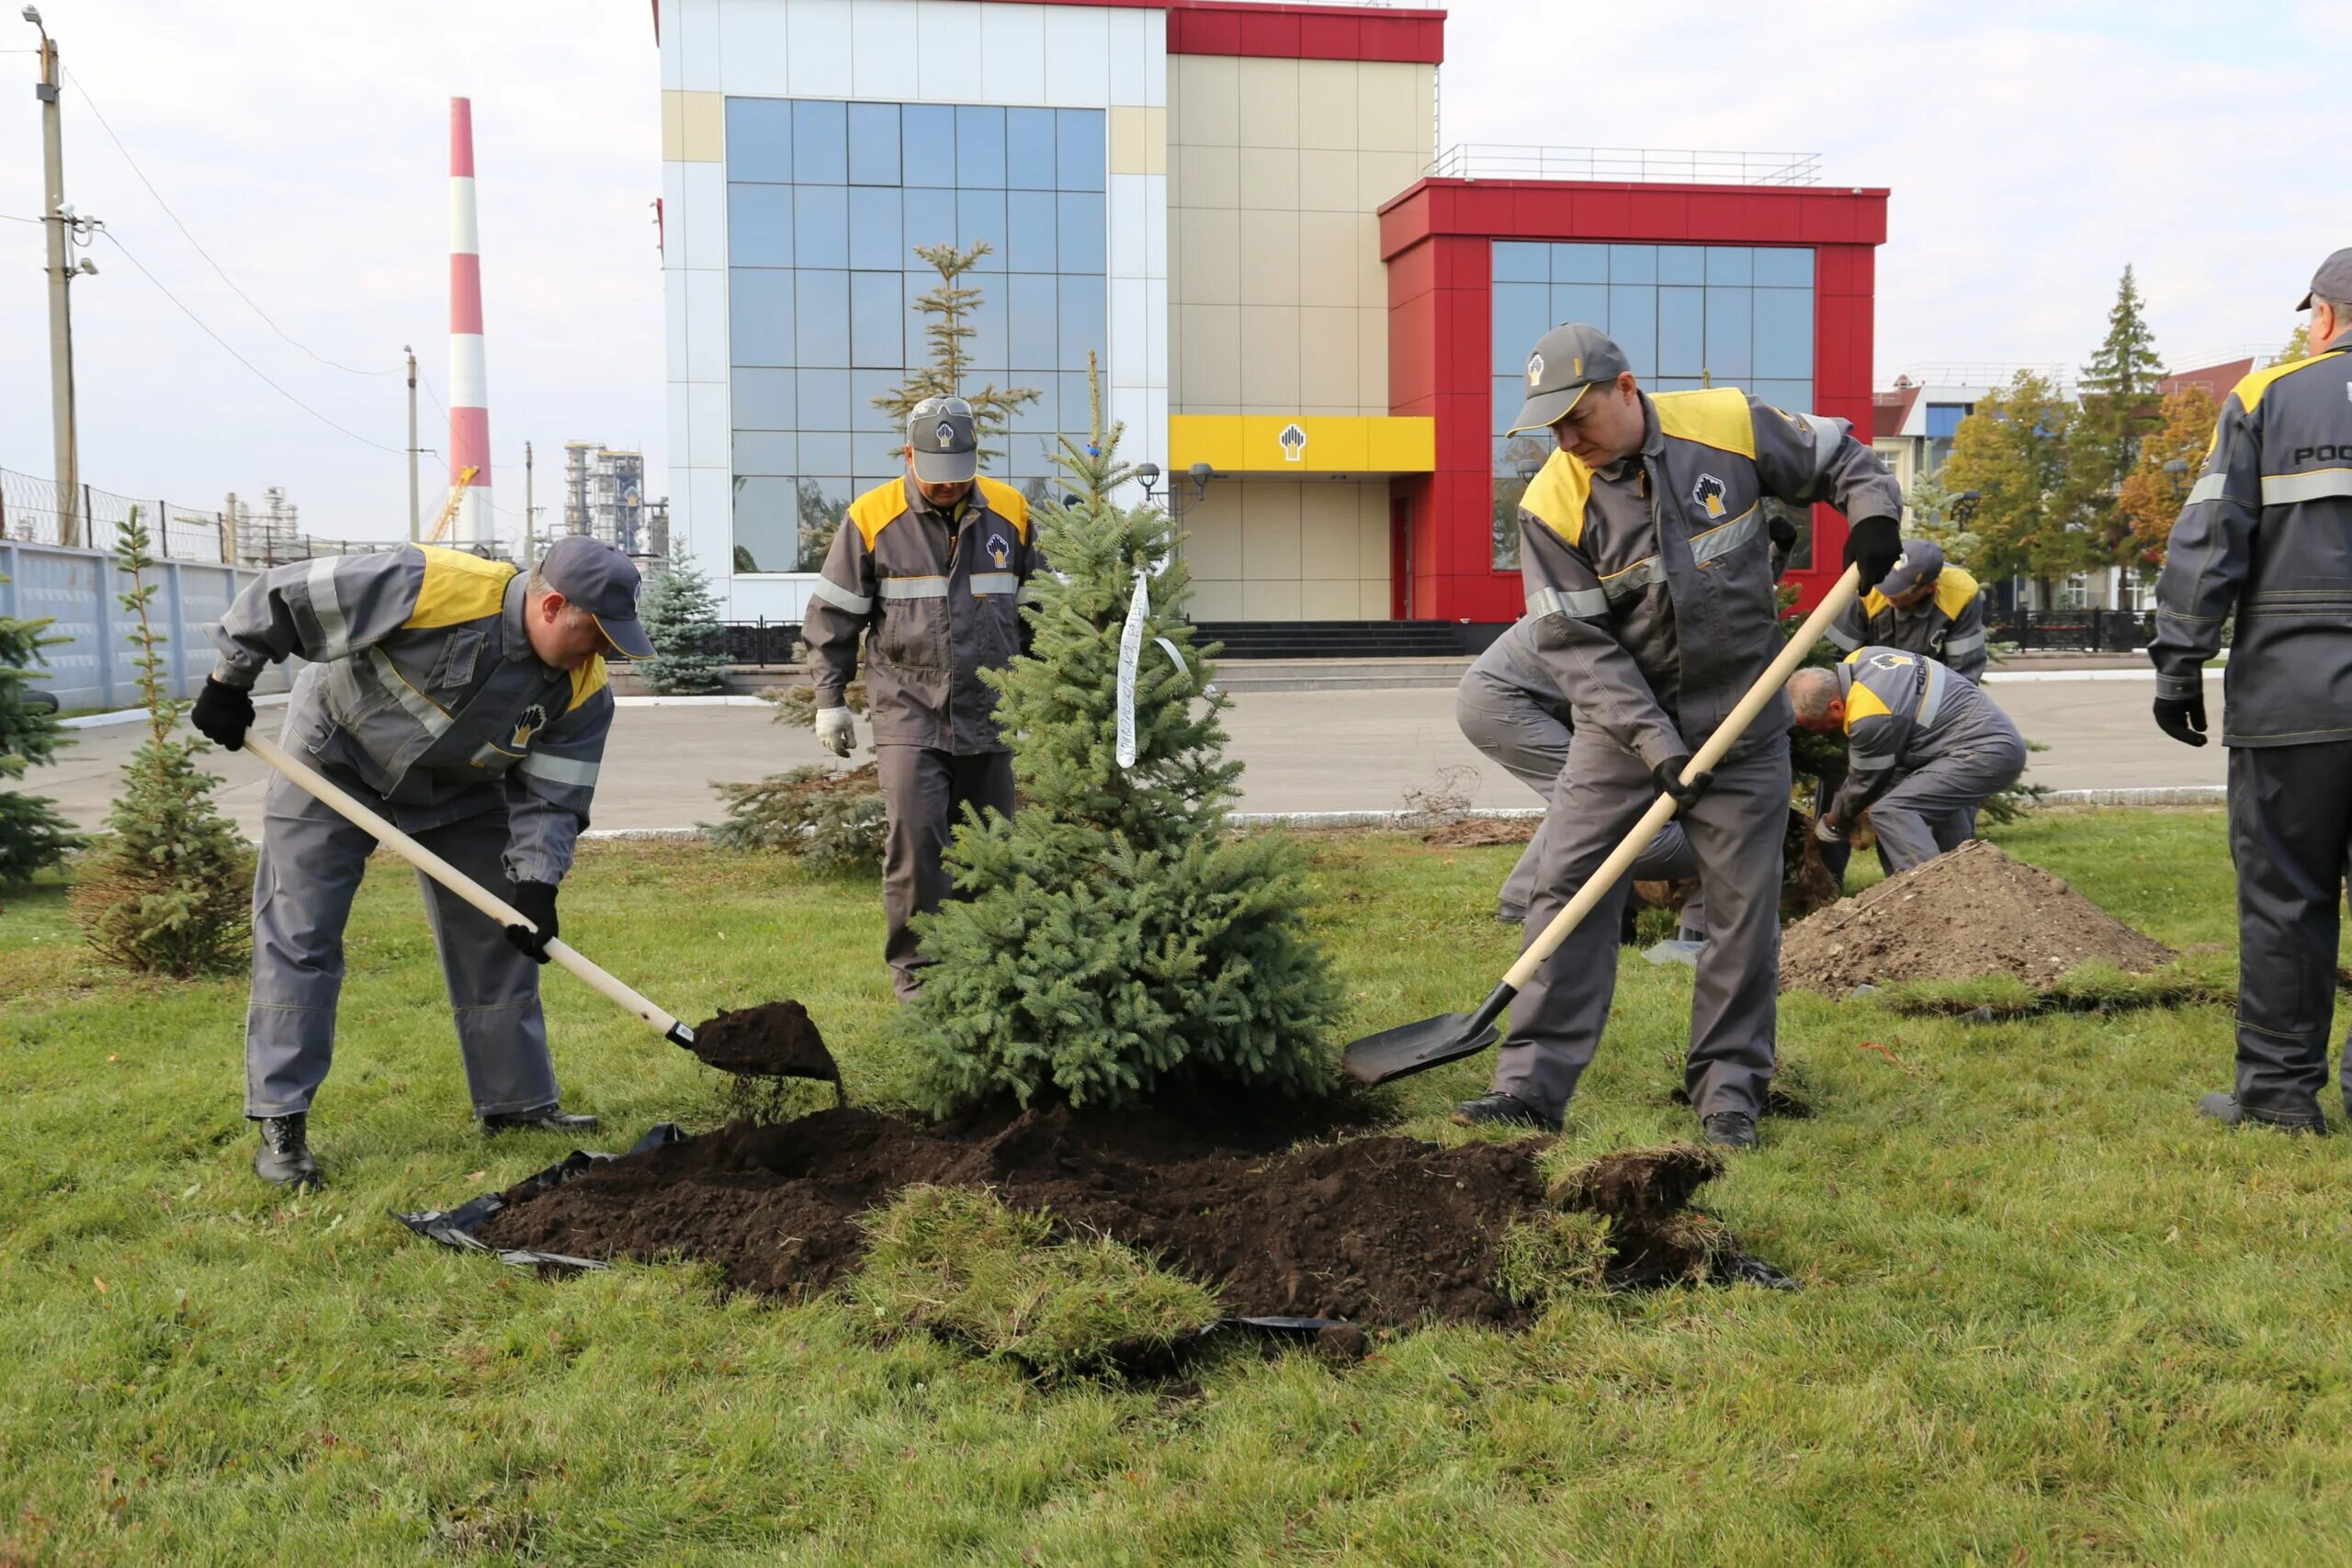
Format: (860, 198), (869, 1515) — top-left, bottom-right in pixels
(1986, 610), (2157, 653)
(3, 467), (233, 564)
(0, 536), (288, 708)
(1424, 144), (1824, 186)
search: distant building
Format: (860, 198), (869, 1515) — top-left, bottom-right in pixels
(563, 442), (650, 553)
(2158, 357), (2252, 404)
(1871, 378), (1992, 510)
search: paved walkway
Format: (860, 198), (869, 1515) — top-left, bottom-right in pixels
(33, 670), (2226, 836)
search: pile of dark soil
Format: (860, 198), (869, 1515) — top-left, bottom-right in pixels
(1421, 817), (1535, 849)
(1780, 839), (2174, 995)
(684, 1000), (842, 1086)
(470, 1103), (1770, 1325)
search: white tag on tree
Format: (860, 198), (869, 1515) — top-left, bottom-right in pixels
(1115, 569), (1149, 768)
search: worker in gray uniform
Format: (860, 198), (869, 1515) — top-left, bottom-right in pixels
(1790, 647), (2024, 872)
(1823, 537), (1988, 680)
(190, 535), (648, 1188)
(2153, 250), (2352, 1135)
(802, 396), (1042, 998)
(1453, 322), (1904, 1148)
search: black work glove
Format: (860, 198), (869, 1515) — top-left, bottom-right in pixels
(1652, 755), (1714, 807)
(1766, 508), (1799, 583)
(190, 677), (256, 750)
(2154, 692), (2209, 748)
(1843, 515), (1902, 593)
(503, 880), (560, 964)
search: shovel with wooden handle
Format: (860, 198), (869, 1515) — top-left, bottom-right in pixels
(243, 730), (705, 1054)
(1341, 563), (1867, 1088)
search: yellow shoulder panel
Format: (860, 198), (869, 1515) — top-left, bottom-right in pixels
(846, 479), (910, 549)
(2231, 349), (2347, 414)
(1860, 589), (1893, 617)
(567, 655), (608, 714)
(1519, 449), (1594, 549)
(1844, 682), (1894, 730)
(1652, 388), (1758, 460)
(407, 545), (518, 630)
(974, 475), (1031, 541)
(1933, 567), (1981, 619)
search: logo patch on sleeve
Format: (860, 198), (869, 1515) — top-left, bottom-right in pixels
(987, 531), (1011, 569)
(510, 703), (549, 750)
(1690, 473), (1728, 520)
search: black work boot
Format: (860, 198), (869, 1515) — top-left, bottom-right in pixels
(254, 1114), (320, 1189)
(481, 1105), (600, 1136)
(1450, 1092), (1563, 1134)
(2197, 1092), (2326, 1135)
(1701, 1111), (1758, 1150)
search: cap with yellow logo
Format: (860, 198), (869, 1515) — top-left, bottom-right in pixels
(1507, 322), (1633, 435)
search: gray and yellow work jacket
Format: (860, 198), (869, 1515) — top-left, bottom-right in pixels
(1826, 645), (2020, 820)
(2154, 340), (2352, 745)
(803, 473), (1040, 753)
(1517, 388), (1902, 766)
(1826, 565), (1988, 679)
(209, 545), (612, 885)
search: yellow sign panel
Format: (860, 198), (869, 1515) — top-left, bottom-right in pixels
(1166, 415), (1435, 476)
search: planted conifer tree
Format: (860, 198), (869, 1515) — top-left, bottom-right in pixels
(0, 569), (79, 893)
(634, 542), (730, 694)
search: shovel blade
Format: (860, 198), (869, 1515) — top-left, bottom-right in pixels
(1341, 1011), (1501, 1088)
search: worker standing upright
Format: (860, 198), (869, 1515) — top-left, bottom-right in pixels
(800, 396), (1042, 998)
(2153, 251), (2352, 1135)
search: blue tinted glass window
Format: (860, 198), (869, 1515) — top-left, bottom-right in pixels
(729, 184), (792, 267)
(791, 99), (846, 184)
(733, 476), (797, 571)
(797, 430), (852, 474)
(1059, 370), (1092, 435)
(1608, 285), (1658, 378)
(795, 368), (850, 429)
(732, 367), (797, 429)
(846, 185), (903, 270)
(903, 186), (956, 253)
(1925, 403), (1973, 438)
(1491, 283), (1550, 376)
(794, 269), (849, 366)
(1006, 189), (1057, 272)
(794, 477), (852, 569)
(1057, 276), (1106, 373)
(1657, 245), (1705, 285)
(1657, 287), (1704, 376)
(725, 98), (792, 182)
(729, 269), (793, 366)
(1057, 191), (1105, 276)
(957, 187), (1007, 268)
(1609, 245), (1657, 285)
(1492, 243), (1549, 283)
(792, 185), (848, 269)
(1550, 282), (1610, 331)
(1705, 246), (1752, 286)
(1753, 247), (1814, 288)
(964, 282), (1008, 370)
(1551, 243), (1609, 283)
(1008, 273), (1058, 371)
(1006, 107), (1056, 190)
(901, 106), (956, 181)
(1752, 288), (1814, 378)
(1056, 109), (1104, 191)
(734, 431), (796, 474)
(956, 105), (1005, 187)
(1020, 375), (1058, 432)
(850, 368), (899, 436)
(1703, 287), (1752, 378)
(849, 271), (902, 367)
(1494, 374), (1528, 433)
(846, 102), (899, 186)
(1750, 379), (1814, 412)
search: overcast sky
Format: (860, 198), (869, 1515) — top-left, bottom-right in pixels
(1, 1), (2340, 547)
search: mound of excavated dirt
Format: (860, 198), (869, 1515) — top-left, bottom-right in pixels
(1421, 818), (1536, 848)
(471, 1102), (1765, 1326)
(1779, 839), (2174, 995)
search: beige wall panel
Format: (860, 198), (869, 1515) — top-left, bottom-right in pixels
(1174, 206), (1239, 306)
(1300, 578), (1359, 620)
(1353, 213), (1387, 311)
(1238, 146), (1301, 212)
(1176, 304), (1240, 408)
(1298, 483), (1359, 570)
(1236, 57), (1300, 149)
(1182, 491), (1245, 579)
(1176, 54), (1238, 147)
(1412, 68), (1436, 160)
(1297, 149), (1360, 212)
(1237, 305), (1302, 409)
(679, 91), (725, 162)
(1240, 481), (1302, 579)
(1243, 578), (1304, 621)
(1110, 107), (1168, 178)
(1357, 308), (1391, 412)
(1356, 63), (1422, 153)
(1357, 576), (1393, 620)
(1296, 59), (1360, 152)
(1298, 307), (1361, 412)
(1238, 209), (1300, 306)
(1358, 509), (1391, 581)
(1358, 149), (1424, 211)
(1174, 141), (1239, 211)
(1189, 579), (1245, 621)
(1297, 210), (1361, 308)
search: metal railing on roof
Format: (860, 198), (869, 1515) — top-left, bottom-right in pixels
(1424, 144), (1823, 186)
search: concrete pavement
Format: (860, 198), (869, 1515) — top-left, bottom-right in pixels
(31, 670), (2225, 836)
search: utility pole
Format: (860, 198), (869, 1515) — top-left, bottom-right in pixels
(28, 7), (81, 548)
(523, 440), (534, 565)
(405, 344), (420, 541)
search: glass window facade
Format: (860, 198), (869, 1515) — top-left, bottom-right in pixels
(1489, 242), (1815, 570)
(725, 97), (1108, 572)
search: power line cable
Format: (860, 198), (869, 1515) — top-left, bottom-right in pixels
(101, 229), (407, 457)
(65, 64), (400, 378)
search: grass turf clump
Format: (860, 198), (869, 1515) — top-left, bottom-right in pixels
(848, 1184), (1220, 1378)
(1494, 1210), (1615, 1308)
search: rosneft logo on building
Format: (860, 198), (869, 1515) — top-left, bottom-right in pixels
(1278, 423), (1306, 463)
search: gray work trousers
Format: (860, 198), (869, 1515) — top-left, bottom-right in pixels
(1868, 734), (2028, 874)
(877, 744), (1016, 999)
(1492, 730), (1790, 1122)
(2227, 741), (2352, 1117)
(1453, 661), (1701, 927)
(245, 768), (557, 1120)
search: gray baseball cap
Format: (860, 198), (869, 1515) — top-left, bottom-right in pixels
(1876, 538), (1944, 598)
(539, 534), (652, 659)
(2297, 248), (2352, 311)
(1507, 323), (1633, 435)
(908, 395), (978, 483)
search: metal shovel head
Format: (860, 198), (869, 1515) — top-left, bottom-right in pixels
(1342, 1011), (1502, 1087)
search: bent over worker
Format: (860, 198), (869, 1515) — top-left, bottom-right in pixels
(1823, 537), (1988, 680)
(1453, 322), (1904, 1148)
(191, 535), (646, 1188)
(2152, 250), (2352, 1135)
(801, 396), (1041, 998)
(1790, 648), (2024, 873)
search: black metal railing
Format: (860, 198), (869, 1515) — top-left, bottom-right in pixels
(1985, 610), (2156, 653)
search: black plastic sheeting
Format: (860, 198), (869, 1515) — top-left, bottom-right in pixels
(393, 1123), (1352, 1350)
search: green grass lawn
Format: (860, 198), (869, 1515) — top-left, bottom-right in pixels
(7, 807), (2352, 1563)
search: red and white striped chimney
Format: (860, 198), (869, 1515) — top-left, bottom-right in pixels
(447, 97), (492, 547)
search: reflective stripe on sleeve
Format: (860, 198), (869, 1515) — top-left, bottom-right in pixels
(1825, 623), (1862, 651)
(1916, 661), (1949, 729)
(1016, 581), (1045, 604)
(2260, 468), (2352, 506)
(1527, 584), (1609, 620)
(2185, 472), (2230, 506)
(809, 575), (873, 615)
(1599, 555), (1663, 602)
(308, 557), (351, 660)
(1688, 506), (1759, 566)
(1941, 629), (1986, 658)
(1797, 411), (1843, 483)
(518, 750), (600, 789)
(876, 576), (949, 600)
(968, 572), (1019, 596)
(366, 647), (453, 736)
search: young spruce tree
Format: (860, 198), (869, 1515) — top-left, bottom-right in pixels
(0, 569), (80, 892)
(633, 541), (730, 694)
(904, 365), (1343, 1112)
(73, 509), (252, 976)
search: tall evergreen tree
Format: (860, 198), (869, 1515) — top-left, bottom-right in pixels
(903, 365), (1343, 1112)
(633, 542), (730, 694)
(2070, 265), (2169, 565)
(0, 569), (80, 893)
(870, 241), (1040, 469)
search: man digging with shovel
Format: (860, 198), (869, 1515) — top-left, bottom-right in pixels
(1450, 324), (1904, 1147)
(191, 536), (647, 1188)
